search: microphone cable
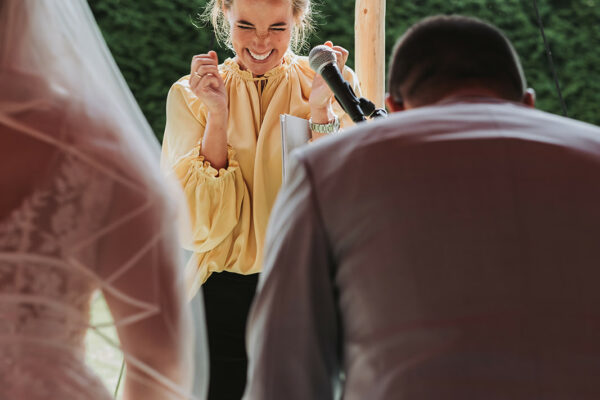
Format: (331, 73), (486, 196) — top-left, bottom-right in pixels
(532, 0), (568, 117)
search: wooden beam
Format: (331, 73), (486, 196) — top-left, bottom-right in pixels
(355, 0), (386, 109)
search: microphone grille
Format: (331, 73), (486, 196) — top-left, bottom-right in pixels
(309, 45), (337, 74)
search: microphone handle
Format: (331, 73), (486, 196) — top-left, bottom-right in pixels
(320, 64), (366, 123)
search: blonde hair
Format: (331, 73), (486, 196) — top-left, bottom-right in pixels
(201, 0), (314, 52)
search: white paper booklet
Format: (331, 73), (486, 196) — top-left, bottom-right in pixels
(280, 114), (311, 182)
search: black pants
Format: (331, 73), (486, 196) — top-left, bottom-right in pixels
(202, 271), (259, 400)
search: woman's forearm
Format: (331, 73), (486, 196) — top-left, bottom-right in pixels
(310, 104), (335, 124)
(200, 111), (229, 170)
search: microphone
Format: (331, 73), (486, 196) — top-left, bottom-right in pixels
(309, 45), (366, 123)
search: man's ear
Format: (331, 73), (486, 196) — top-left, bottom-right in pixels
(385, 93), (406, 113)
(522, 88), (536, 108)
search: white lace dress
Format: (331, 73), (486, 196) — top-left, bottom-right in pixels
(0, 151), (115, 399)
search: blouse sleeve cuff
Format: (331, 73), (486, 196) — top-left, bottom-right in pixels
(193, 145), (239, 178)
(180, 144), (239, 179)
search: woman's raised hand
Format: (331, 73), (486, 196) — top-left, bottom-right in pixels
(308, 41), (349, 123)
(190, 51), (227, 114)
(190, 51), (228, 168)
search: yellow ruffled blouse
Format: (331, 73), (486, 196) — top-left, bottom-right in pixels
(161, 52), (360, 295)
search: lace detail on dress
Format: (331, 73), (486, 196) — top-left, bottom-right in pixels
(0, 151), (114, 399)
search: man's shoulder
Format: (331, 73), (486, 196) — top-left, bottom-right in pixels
(467, 101), (600, 152)
(297, 100), (600, 172)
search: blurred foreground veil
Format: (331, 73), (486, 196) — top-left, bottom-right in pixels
(0, 0), (207, 399)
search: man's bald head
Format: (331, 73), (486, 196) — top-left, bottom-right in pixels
(388, 15), (527, 108)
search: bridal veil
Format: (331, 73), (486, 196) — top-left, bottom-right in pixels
(0, 0), (207, 398)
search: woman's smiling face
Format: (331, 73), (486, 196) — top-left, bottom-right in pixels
(226, 0), (295, 76)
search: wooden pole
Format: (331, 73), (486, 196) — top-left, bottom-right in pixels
(355, 0), (386, 109)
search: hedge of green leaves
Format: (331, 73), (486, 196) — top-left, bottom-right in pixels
(90, 0), (599, 141)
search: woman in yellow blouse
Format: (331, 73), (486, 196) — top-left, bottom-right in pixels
(161, 0), (360, 397)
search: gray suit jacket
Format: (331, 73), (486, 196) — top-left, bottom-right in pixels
(245, 98), (600, 400)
